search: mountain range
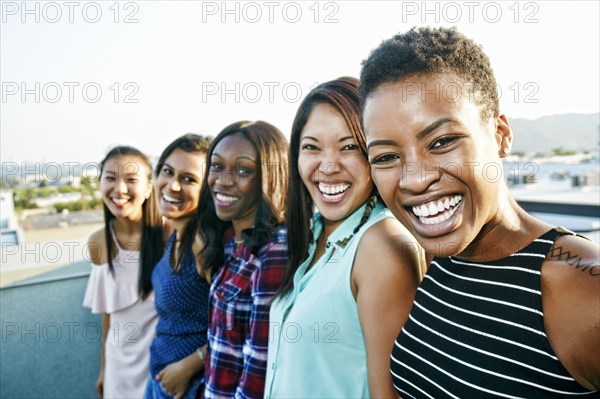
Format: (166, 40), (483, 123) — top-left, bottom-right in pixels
(508, 113), (599, 154)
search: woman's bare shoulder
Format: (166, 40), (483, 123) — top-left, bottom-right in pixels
(87, 227), (108, 265)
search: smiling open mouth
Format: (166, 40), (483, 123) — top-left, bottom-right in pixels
(411, 195), (463, 225)
(111, 198), (129, 205)
(318, 182), (350, 200)
(162, 194), (183, 205)
(215, 193), (240, 204)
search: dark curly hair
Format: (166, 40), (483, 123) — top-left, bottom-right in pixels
(360, 26), (499, 119)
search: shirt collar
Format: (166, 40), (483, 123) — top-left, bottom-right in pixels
(224, 226), (256, 245)
(311, 202), (368, 258)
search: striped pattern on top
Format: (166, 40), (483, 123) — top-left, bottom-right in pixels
(391, 229), (600, 399)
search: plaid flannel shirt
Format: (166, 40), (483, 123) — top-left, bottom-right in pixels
(203, 226), (287, 399)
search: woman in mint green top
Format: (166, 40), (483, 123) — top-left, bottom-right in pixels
(264, 77), (424, 398)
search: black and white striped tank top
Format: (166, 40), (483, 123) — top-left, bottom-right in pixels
(391, 228), (600, 398)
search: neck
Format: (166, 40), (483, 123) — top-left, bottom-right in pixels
(231, 210), (257, 242)
(322, 218), (344, 242)
(113, 216), (143, 236)
(321, 201), (365, 242)
(170, 216), (190, 240)
(457, 185), (549, 261)
(232, 220), (253, 242)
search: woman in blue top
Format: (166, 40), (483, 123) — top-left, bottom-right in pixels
(144, 134), (212, 399)
(264, 77), (424, 398)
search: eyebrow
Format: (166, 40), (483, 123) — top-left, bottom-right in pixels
(367, 139), (397, 150)
(417, 118), (457, 140)
(211, 153), (256, 162)
(164, 162), (200, 179)
(104, 169), (139, 175)
(367, 118), (458, 150)
(301, 135), (354, 143)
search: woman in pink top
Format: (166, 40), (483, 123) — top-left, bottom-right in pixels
(83, 146), (163, 398)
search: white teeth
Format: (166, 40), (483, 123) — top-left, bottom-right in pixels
(323, 192), (344, 200)
(411, 195), (463, 225)
(112, 198), (128, 205)
(428, 203), (437, 216)
(216, 193), (239, 203)
(420, 206), (458, 225)
(163, 194), (182, 204)
(318, 182), (350, 197)
(437, 202), (445, 213)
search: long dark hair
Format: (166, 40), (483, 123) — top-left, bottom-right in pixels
(99, 146), (163, 299)
(197, 121), (289, 277)
(154, 133), (212, 271)
(278, 76), (376, 298)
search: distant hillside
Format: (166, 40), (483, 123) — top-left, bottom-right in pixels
(509, 113), (599, 153)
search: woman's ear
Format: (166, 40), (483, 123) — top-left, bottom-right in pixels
(496, 114), (513, 158)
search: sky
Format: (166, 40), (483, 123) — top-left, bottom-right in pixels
(1, 0), (599, 165)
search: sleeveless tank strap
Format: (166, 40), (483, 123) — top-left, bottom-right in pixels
(109, 221), (125, 252)
(109, 221), (139, 253)
(527, 227), (591, 260)
(550, 226), (591, 241)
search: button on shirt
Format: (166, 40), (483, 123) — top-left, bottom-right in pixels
(204, 226), (287, 399)
(264, 202), (392, 399)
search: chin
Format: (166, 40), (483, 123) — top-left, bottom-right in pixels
(214, 210), (232, 223)
(320, 208), (349, 222)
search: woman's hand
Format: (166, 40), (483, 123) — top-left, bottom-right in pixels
(95, 369), (104, 399)
(155, 347), (205, 399)
(156, 359), (194, 399)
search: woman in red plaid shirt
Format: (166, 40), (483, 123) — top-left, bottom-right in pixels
(197, 121), (289, 399)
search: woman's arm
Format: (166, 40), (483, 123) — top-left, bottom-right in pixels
(541, 234), (600, 390)
(353, 218), (422, 398)
(87, 228), (109, 399)
(238, 240), (286, 399)
(96, 313), (109, 399)
(155, 345), (206, 399)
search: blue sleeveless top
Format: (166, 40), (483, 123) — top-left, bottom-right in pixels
(149, 232), (210, 377)
(391, 228), (600, 398)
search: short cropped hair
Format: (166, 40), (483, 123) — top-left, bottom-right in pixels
(360, 26), (499, 119)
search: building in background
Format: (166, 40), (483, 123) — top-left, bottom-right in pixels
(0, 189), (23, 246)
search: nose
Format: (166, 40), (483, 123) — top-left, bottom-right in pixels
(168, 179), (181, 192)
(117, 180), (127, 193)
(317, 151), (341, 176)
(319, 161), (341, 176)
(215, 168), (235, 187)
(398, 158), (441, 194)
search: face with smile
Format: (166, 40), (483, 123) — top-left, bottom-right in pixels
(155, 148), (205, 224)
(208, 134), (261, 233)
(363, 74), (512, 257)
(298, 103), (373, 232)
(100, 154), (152, 221)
